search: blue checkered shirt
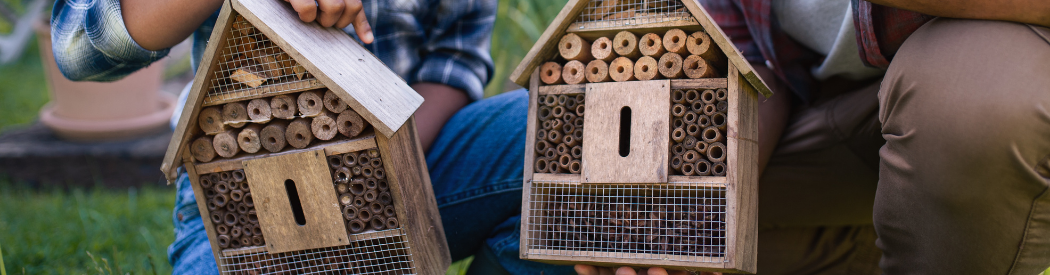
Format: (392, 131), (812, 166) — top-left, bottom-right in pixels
(50, 0), (496, 101)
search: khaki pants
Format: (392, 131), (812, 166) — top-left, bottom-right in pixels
(753, 19), (1050, 274)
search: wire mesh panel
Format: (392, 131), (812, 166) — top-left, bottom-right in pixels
(572, 0), (693, 30)
(206, 13), (323, 105)
(218, 228), (416, 275)
(524, 181), (727, 262)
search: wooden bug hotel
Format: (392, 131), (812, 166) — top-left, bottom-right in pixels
(511, 0), (772, 273)
(160, 0), (449, 273)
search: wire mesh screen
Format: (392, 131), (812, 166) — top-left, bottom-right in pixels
(206, 14), (322, 105)
(524, 182), (727, 262)
(218, 228), (416, 275)
(572, 0), (692, 30)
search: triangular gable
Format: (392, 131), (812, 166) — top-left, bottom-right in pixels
(508, 0), (772, 98)
(161, 0), (422, 181)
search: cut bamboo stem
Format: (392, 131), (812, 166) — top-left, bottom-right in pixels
(658, 53), (684, 79)
(701, 89), (716, 104)
(222, 102), (249, 128)
(323, 89), (349, 113)
(708, 142), (726, 163)
(191, 136), (217, 162)
(712, 162), (726, 176)
(559, 33), (593, 62)
(270, 95), (297, 119)
(285, 118), (313, 149)
(684, 55), (718, 78)
(246, 98), (272, 123)
(613, 31), (641, 59)
(695, 140), (709, 155)
(540, 62), (564, 85)
(585, 60), (611, 83)
(562, 60), (587, 84)
(663, 29), (689, 54)
(591, 37), (618, 62)
(712, 113), (727, 130)
(297, 90), (324, 118)
(695, 159), (712, 176)
(260, 120), (289, 153)
(336, 110), (366, 138)
(213, 129), (241, 158)
(672, 104), (687, 117)
(634, 56), (659, 81)
(639, 33), (665, 57)
(311, 111), (338, 141)
(198, 107), (225, 135)
(685, 89), (700, 103)
(609, 57), (635, 82)
(716, 88), (728, 101)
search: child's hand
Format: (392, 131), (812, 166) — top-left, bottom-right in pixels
(574, 265), (716, 275)
(284, 0), (374, 44)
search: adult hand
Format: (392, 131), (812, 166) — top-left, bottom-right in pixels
(574, 265), (718, 275)
(283, 0), (374, 43)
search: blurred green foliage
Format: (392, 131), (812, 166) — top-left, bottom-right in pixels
(484, 0), (569, 97)
(0, 36), (49, 133)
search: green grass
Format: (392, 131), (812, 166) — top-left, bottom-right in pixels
(0, 38), (49, 133)
(485, 0), (569, 97)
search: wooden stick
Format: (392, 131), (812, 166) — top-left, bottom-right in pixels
(213, 129), (241, 158)
(311, 111), (338, 141)
(634, 56), (660, 81)
(562, 60), (587, 85)
(639, 33), (665, 57)
(296, 90), (324, 118)
(246, 99), (272, 123)
(336, 110), (367, 138)
(663, 29), (689, 55)
(285, 118), (313, 149)
(237, 124), (263, 153)
(609, 57), (635, 82)
(191, 136), (217, 162)
(540, 62), (564, 85)
(687, 31), (719, 61)
(585, 60), (611, 83)
(222, 102), (249, 128)
(658, 53), (684, 79)
(613, 31), (641, 59)
(604, 8), (636, 20)
(269, 94), (297, 119)
(230, 66), (268, 88)
(260, 120), (289, 153)
(559, 33), (592, 62)
(198, 106), (225, 135)
(322, 89), (348, 113)
(684, 55), (718, 78)
(591, 37), (618, 62)
(593, 0), (619, 18)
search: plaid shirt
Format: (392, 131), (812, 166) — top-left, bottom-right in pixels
(699, 0), (933, 101)
(50, 0), (496, 101)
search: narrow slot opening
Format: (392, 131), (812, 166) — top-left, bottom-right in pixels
(619, 107), (632, 157)
(284, 179), (307, 226)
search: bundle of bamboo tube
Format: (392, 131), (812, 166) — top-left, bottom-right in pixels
(200, 169), (265, 249)
(534, 94), (585, 174)
(669, 88), (729, 176)
(538, 28), (724, 86)
(327, 149), (400, 235)
(191, 89), (371, 162)
(543, 195), (725, 255)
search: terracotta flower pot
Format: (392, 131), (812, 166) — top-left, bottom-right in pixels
(35, 22), (176, 141)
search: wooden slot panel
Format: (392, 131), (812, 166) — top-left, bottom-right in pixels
(538, 84), (587, 95)
(194, 132), (375, 173)
(201, 80), (325, 107)
(321, 136), (377, 155)
(242, 149), (349, 253)
(581, 80), (671, 183)
(669, 78), (729, 90)
(723, 62), (758, 273)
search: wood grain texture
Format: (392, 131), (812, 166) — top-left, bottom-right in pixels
(242, 149), (349, 253)
(724, 62), (758, 273)
(634, 56), (660, 81)
(508, 0), (589, 87)
(194, 133), (376, 174)
(586, 60), (611, 83)
(374, 117), (451, 274)
(184, 165), (225, 272)
(233, 0), (422, 138)
(322, 135), (377, 155)
(200, 80), (325, 107)
(658, 52), (684, 79)
(609, 57), (635, 82)
(612, 31), (641, 59)
(566, 17), (699, 34)
(537, 84), (586, 95)
(590, 37), (617, 62)
(540, 62), (564, 85)
(519, 68), (541, 259)
(562, 60), (587, 85)
(669, 78), (729, 90)
(559, 33), (592, 62)
(581, 80), (670, 183)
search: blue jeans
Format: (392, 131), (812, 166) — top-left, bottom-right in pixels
(168, 89), (574, 274)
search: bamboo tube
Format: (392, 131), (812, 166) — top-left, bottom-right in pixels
(233, 169), (246, 182)
(544, 147), (557, 159)
(559, 33), (593, 62)
(358, 207), (373, 221)
(671, 128), (686, 143)
(370, 201), (383, 213)
(591, 37), (618, 62)
(563, 134), (579, 147)
(672, 118), (684, 129)
(639, 33), (665, 57)
(386, 217), (399, 229)
(683, 112), (697, 125)
(576, 104), (586, 117)
(712, 162), (727, 176)
(561, 121), (576, 136)
(379, 191), (392, 205)
(695, 140), (709, 155)
(364, 189), (377, 203)
(634, 56), (660, 81)
(663, 29), (689, 55)
(213, 129), (240, 158)
(681, 162), (696, 176)
(260, 120), (289, 153)
(251, 235), (264, 246)
(708, 142), (726, 163)
(712, 113), (727, 130)
(695, 159), (712, 176)
(210, 211), (224, 224)
(219, 171), (231, 182)
(297, 90), (324, 117)
(686, 124), (701, 137)
(269, 95), (297, 119)
(535, 140), (552, 155)
(374, 167), (386, 180)
(383, 205), (396, 217)
(701, 89), (717, 104)
(349, 220), (366, 234)
(225, 202), (236, 212)
(658, 53), (684, 79)
(311, 111), (338, 141)
(191, 136), (217, 162)
(558, 154), (572, 170)
(198, 107), (225, 134)
(682, 150), (700, 163)
(543, 95), (559, 106)
(684, 55), (718, 78)
(365, 178), (378, 190)
(239, 236), (251, 247)
(547, 129), (562, 144)
(370, 216), (385, 231)
(361, 166), (374, 178)
(670, 155), (683, 170)
(246, 99), (272, 123)
(572, 145), (583, 159)
(224, 212), (238, 226)
(671, 104), (686, 117)
(216, 223), (230, 236)
(343, 153), (358, 167)
(336, 110), (366, 138)
(672, 89), (686, 104)
(222, 102), (249, 128)
(562, 60), (587, 84)
(230, 189), (244, 202)
(684, 89), (700, 103)
(687, 31), (718, 61)
(569, 160), (582, 174)
(333, 167), (351, 184)
(243, 193), (254, 207)
(231, 225), (243, 238)
(349, 179), (366, 195)
(556, 143), (570, 156)
(696, 114), (711, 128)
(609, 57), (635, 82)
(218, 235), (231, 248)
(540, 62), (564, 85)
(358, 152), (372, 168)
(321, 89), (349, 114)
(535, 158), (550, 173)
(200, 175), (214, 188)
(716, 88), (728, 101)
(328, 155), (344, 168)
(613, 31), (641, 58)
(702, 126), (723, 143)
(717, 101), (728, 113)
(683, 135), (697, 149)
(584, 60), (611, 83)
